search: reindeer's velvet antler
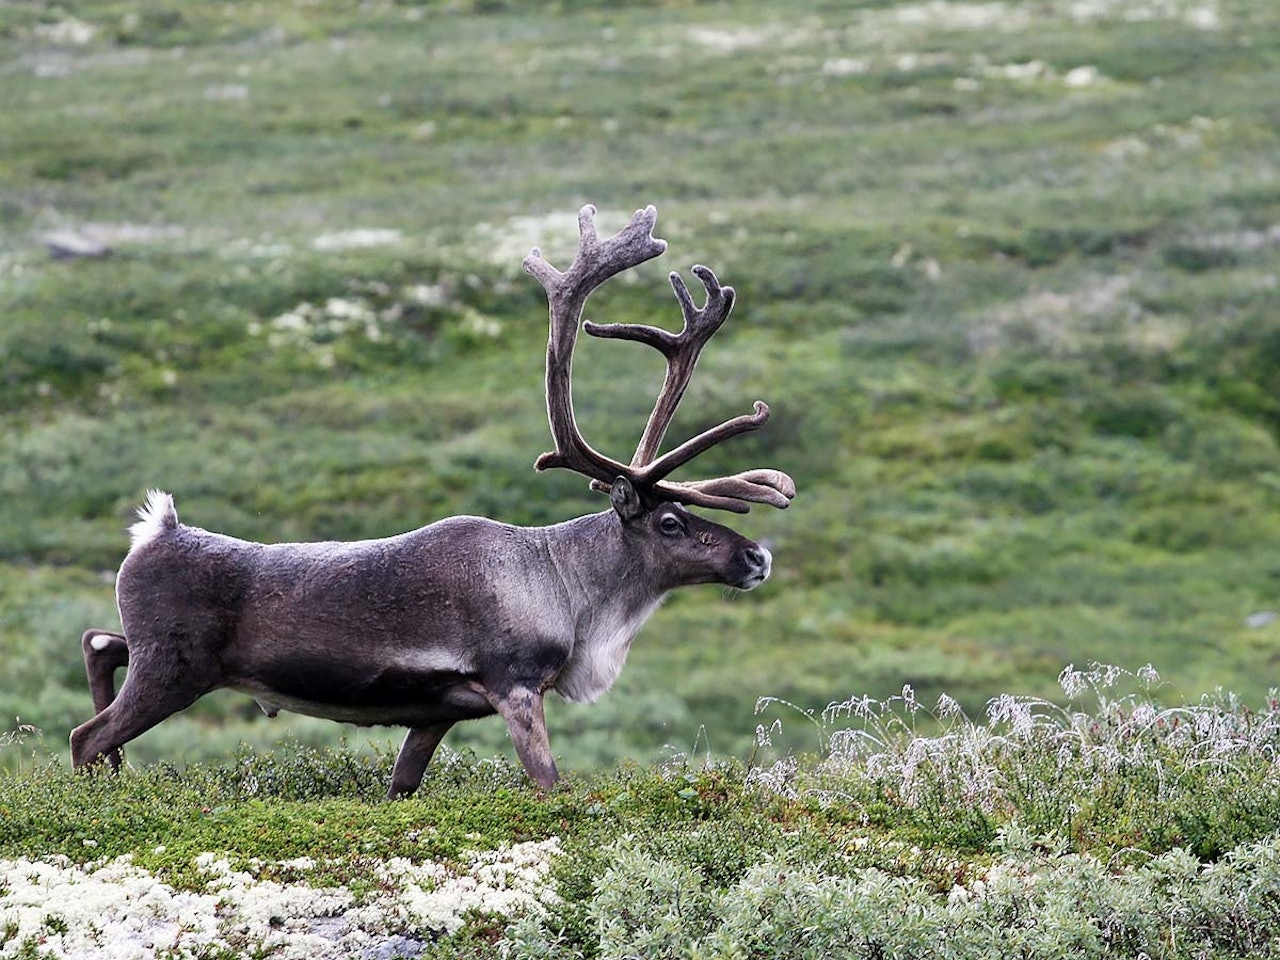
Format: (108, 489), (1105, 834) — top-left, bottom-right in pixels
(523, 205), (795, 513)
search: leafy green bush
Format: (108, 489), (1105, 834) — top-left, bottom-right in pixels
(508, 667), (1280, 959)
(513, 833), (1280, 959)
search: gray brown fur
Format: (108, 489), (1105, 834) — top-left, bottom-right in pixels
(70, 204), (792, 797)
(71, 480), (771, 796)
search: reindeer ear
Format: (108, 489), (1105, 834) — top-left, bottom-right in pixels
(609, 476), (645, 522)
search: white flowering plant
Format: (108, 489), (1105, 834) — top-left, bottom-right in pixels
(243, 272), (507, 374)
(749, 662), (1280, 858)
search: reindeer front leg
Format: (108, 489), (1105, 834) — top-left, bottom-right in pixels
(487, 686), (559, 790)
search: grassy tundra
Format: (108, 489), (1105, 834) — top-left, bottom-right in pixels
(1, 0), (1279, 954)
(7, 665), (1280, 957)
(2, 0), (1277, 772)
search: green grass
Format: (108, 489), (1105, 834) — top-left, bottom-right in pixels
(1, 0), (1278, 781)
(7, 667), (1280, 957)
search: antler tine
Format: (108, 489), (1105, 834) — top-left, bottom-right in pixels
(641, 398), (796, 511)
(585, 264), (735, 468)
(585, 264), (792, 510)
(522, 204), (667, 487)
(642, 398), (770, 482)
(658, 469), (798, 514)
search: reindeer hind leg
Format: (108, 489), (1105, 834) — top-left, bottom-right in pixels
(70, 647), (212, 773)
(78, 629), (129, 770)
(388, 722), (455, 799)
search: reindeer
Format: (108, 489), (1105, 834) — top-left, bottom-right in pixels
(70, 205), (795, 797)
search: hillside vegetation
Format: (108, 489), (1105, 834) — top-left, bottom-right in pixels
(7, 665), (1280, 957)
(2, 0), (1278, 775)
(3, 2), (1280, 957)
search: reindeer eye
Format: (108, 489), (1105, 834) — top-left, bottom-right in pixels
(659, 514), (685, 536)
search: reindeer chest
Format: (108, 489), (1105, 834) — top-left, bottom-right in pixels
(553, 599), (662, 704)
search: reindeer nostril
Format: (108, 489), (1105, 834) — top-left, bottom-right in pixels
(745, 544), (769, 571)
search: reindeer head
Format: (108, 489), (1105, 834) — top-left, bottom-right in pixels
(523, 204), (794, 590)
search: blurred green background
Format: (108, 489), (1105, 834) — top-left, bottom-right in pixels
(1, 0), (1277, 772)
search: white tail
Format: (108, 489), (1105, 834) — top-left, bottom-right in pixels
(127, 489), (177, 550)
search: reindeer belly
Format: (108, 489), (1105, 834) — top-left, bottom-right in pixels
(238, 685), (492, 726)
(229, 649), (493, 727)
